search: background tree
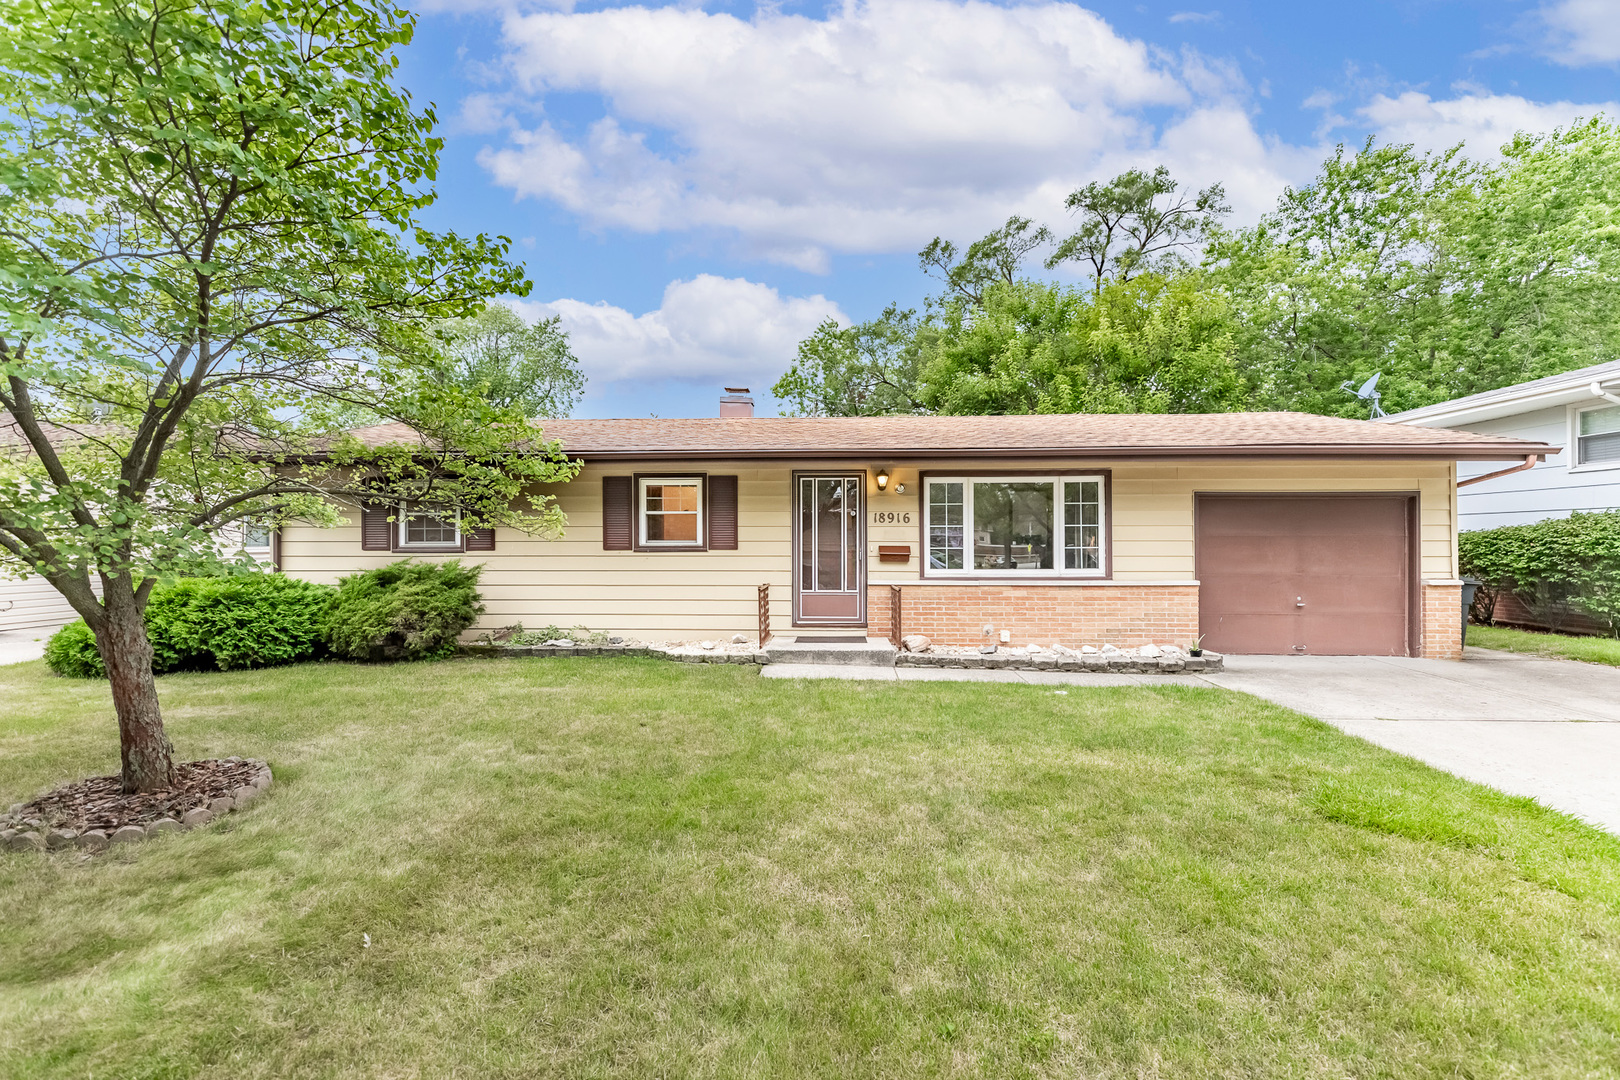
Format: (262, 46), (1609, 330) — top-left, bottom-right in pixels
(1208, 121), (1620, 415)
(0, 0), (577, 793)
(1047, 167), (1230, 288)
(918, 216), (1053, 306)
(432, 303), (585, 417)
(771, 307), (927, 416)
(915, 275), (1242, 415)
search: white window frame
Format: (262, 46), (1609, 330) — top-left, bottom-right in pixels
(923, 474), (1107, 579)
(638, 476), (705, 548)
(1569, 401), (1620, 473)
(241, 522), (273, 552)
(397, 506), (461, 549)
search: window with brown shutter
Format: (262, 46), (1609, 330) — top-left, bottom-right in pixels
(602, 476), (633, 550)
(709, 475), (738, 550)
(464, 527), (496, 551)
(360, 503), (393, 551)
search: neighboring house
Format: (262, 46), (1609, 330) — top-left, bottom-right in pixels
(1382, 358), (1620, 530)
(276, 393), (1552, 659)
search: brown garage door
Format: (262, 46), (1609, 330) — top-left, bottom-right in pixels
(1196, 495), (1413, 656)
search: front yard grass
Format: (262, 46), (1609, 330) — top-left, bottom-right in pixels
(2, 657), (1618, 1079)
(1468, 622), (1620, 667)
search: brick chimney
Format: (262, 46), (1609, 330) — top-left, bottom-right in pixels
(720, 387), (754, 418)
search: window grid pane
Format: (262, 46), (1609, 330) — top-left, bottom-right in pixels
(1063, 480), (1101, 570)
(405, 512), (457, 546)
(928, 482), (964, 570)
(644, 481), (701, 543)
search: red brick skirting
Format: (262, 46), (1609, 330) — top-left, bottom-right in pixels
(1421, 583), (1463, 660)
(869, 584), (1200, 649)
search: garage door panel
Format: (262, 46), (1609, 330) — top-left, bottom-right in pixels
(1197, 495), (1411, 656)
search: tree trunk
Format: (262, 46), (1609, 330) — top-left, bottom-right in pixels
(95, 587), (174, 794)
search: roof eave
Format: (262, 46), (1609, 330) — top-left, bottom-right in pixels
(563, 443), (1558, 462)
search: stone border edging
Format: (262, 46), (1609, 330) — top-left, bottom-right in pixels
(0, 758), (272, 854)
(460, 643), (1222, 673)
(462, 643), (767, 665)
(896, 650), (1224, 673)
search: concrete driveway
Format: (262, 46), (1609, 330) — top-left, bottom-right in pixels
(1201, 649), (1620, 834)
(0, 627), (59, 666)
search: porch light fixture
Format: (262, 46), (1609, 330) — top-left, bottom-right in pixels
(876, 468), (891, 491)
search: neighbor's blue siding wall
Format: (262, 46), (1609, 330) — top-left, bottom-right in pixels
(1455, 405), (1620, 530)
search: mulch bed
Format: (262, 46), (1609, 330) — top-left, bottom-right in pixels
(9, 759), (263, 834)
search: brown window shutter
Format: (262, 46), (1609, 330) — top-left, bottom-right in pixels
(602, 476), (632, 550)
(271, 527), (283, 572)
(465, 527), (496, 552)
(360, 503), (393, 551)
(709, 475), (738, 550)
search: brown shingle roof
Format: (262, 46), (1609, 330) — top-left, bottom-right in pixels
(337, 412), (1556, 461)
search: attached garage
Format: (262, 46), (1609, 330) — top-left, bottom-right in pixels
(1195, 494), (1416, 656)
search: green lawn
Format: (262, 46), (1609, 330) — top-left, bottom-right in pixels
(1468, 623), (1620, 667)
(2, 658), (1618, 1079)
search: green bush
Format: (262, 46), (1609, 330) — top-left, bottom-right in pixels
(42, 619), (105, 678)
(325, 559), (485, 661)
(1459, 511), (1620, 636)
(42, 574), (336, 678)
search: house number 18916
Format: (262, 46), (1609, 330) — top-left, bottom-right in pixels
(872, 511), (912, 524)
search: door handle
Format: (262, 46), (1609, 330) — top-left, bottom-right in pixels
(1295, 597), (1305, 607)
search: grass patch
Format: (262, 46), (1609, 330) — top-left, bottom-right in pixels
(2, 657), (1618, 1078)
(1468, 623), (1620, 667)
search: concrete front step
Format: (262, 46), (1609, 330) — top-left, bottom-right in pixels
(762, 637), (898, 666)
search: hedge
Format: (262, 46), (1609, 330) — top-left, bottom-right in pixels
(44, 574), (337, 678)
(1458, 510), (1620, 637)
(325, 559), (485, 661)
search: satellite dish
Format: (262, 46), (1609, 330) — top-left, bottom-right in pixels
(1340, 372), (1386, 419)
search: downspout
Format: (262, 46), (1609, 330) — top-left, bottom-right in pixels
(1457, 455), (1542, 488)
(1592, 381), (1620, 408)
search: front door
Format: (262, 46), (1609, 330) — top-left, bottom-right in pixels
(795, 474), (866, 626)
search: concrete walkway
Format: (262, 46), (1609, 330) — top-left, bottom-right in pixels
(763, 648), (1620, 835)
(0, 627), (57, 666)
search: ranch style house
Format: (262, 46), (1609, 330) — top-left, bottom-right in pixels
(274, 394), (1556, 658)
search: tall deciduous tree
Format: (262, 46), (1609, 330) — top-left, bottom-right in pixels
(772, 307), (927, 416)
(1047, 166), (1230, 288)
(1209, 121), (1620, 415)
(0, 0), (577, 793)
(432, 303), (585, 418)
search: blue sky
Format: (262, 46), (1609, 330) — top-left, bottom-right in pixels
(397, 0), (1619, 418)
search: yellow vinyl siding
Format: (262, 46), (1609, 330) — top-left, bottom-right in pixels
(277, 457), (1457, 641)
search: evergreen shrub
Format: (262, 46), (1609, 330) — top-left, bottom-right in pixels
(324, 559), (485, 661)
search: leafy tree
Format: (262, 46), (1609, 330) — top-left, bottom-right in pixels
(1048, 166), (1230, 288)
(1206, 139), (1471, 416)
(916, 275), (1242, 415)
(1209, 121), (1620, 415)
(432, 303), (584, 417)
(918, 216), (1053, 305)
(0, 0), (578, 793)
(1449, 118), (1620, 394)
(771, 307), (927, 416)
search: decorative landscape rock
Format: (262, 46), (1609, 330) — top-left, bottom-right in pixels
(902, 634), (932, 653)
(0, 758), (273, 856)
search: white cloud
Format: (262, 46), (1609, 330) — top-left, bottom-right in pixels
(1358, 91), (1617, 159)
(1539, 0), (1620, 66)
(1168, 11), (1220, 24)
(513, 275), (845, 391)
(475, 0), (1309, 266)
